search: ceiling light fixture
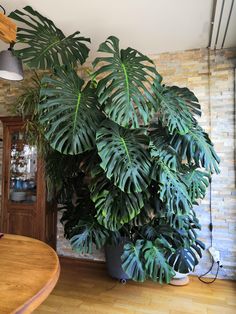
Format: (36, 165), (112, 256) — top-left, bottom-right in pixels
(0, 43), (23, 81)
(0, 5), (23, 81)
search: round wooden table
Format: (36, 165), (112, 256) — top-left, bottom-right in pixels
(0, 234), (60, 314)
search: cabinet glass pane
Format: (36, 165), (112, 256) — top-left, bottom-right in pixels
(9, 131), (37, 203)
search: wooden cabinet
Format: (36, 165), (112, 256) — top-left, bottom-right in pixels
(0, 117), (57, 248)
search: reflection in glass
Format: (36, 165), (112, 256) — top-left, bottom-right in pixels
(9, 131), (37, 203)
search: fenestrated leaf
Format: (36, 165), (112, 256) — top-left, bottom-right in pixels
(39, 67), (105, 155)
(157, 212), (201, 246)
(149, 123), (179, 171)
(141, 221), (174, 242)
(95, 190), (145, 231)
(70, 219), (109, 254)
(93, 36), (156, 128)
(90, 168), (145, 231)
(185, 214), (201, 242)
(165, 86), (201, 117)
(96, 119), (151, 193)
(152, 75), (201, 134)
(171, 124), (220, 173)
(130, 203), (154, 227)
(9, 6), (90, 68)
(150, 138), (192, 215)
(121, 240), (146, 282)
(167, 240), (205, 273)
(182, 167), (210, 202)
(129, 184), (158, 227)
(155, 161), (192, 215)
(142, 240), (175, 283)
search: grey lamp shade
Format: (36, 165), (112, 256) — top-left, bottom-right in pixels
(0, 49), (23, 81)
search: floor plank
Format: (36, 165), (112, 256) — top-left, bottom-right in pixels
(35, 257), (236, 314)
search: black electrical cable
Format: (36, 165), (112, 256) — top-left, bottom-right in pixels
(198, 261), (221, 284)
(0, 4), (6, 15)
(197, 183), (223, 284)
(209, 181), (213, 247)
(197, 50), (222, 284)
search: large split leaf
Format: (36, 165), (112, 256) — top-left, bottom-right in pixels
(39, 67), (105, 155)
(142, 240), (175, 283)
(93, 36), (156, 128)
(157, 212), (201, 246)
(171, 124), (220, 173)
(185, 214), (202, 243)
(182, 168), (210, 202)
(94, 190), (144, 231)
(149, 123), (179, 170)
(70, 219), (109, 254)
(90, 169), (145, 231)
(141, 221), (175, 242)
(121, 240), (146, 282)
(152, 75), (201, 134)
(167, 240), (205, 273)
(151, 137), (192, 215)
(96, 120), (151, 193)
(157, 162), (192, 215)
(9, 6), (90, 68)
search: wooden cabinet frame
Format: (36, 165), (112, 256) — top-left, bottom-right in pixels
(0, 116), (57, 248)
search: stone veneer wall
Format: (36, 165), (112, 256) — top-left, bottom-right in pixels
(0, 48), (236, 279)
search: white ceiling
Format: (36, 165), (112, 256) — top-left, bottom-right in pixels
(0, 0), (235, 59)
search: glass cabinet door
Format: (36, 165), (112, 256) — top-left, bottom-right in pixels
(9, 130), (37, 203)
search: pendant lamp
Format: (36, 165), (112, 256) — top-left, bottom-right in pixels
(0, 5), (23, 81)
(0, 45), (23, 81)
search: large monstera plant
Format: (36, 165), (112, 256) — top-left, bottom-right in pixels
(11, 6), (220, 284)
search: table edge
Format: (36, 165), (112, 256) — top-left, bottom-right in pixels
(1, 234), (60, 314)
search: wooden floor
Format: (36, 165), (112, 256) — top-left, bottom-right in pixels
(35, 257), (236, 314)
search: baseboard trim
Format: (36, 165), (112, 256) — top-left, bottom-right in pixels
(58, 255), (106, 268)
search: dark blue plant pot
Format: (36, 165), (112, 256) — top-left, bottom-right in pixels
(105, 239), (130, 281)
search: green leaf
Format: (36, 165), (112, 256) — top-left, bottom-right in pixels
(185, 214), (201, 242)
(152, 76), (201, 134)
(39, 67), (105, 155)
(93, 36), (156, 128)
(45, 150), (85, 200)
(182, 168), (210, 202)
(96, 120), (151, 193)
(167, 240), (205, 273)
(142, 240), (175, 283)
(121, 240), (146, 282)
(70, 219), (109, 254)
(12, 73), (41, 118)
(90, 169), (145, 231)
(151, 141), (192, 215)
(165, 86), (201, 117)
(95, 190), (144, 231)
(171, 124), (220, 173)
(141, 222), (174, 242)
(158, 163), (192, 214)
(157, 212), (201, 245)
(9, 6), (90, 68)
(149, 124), (179, 171)
(130, 203), (154, 227)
